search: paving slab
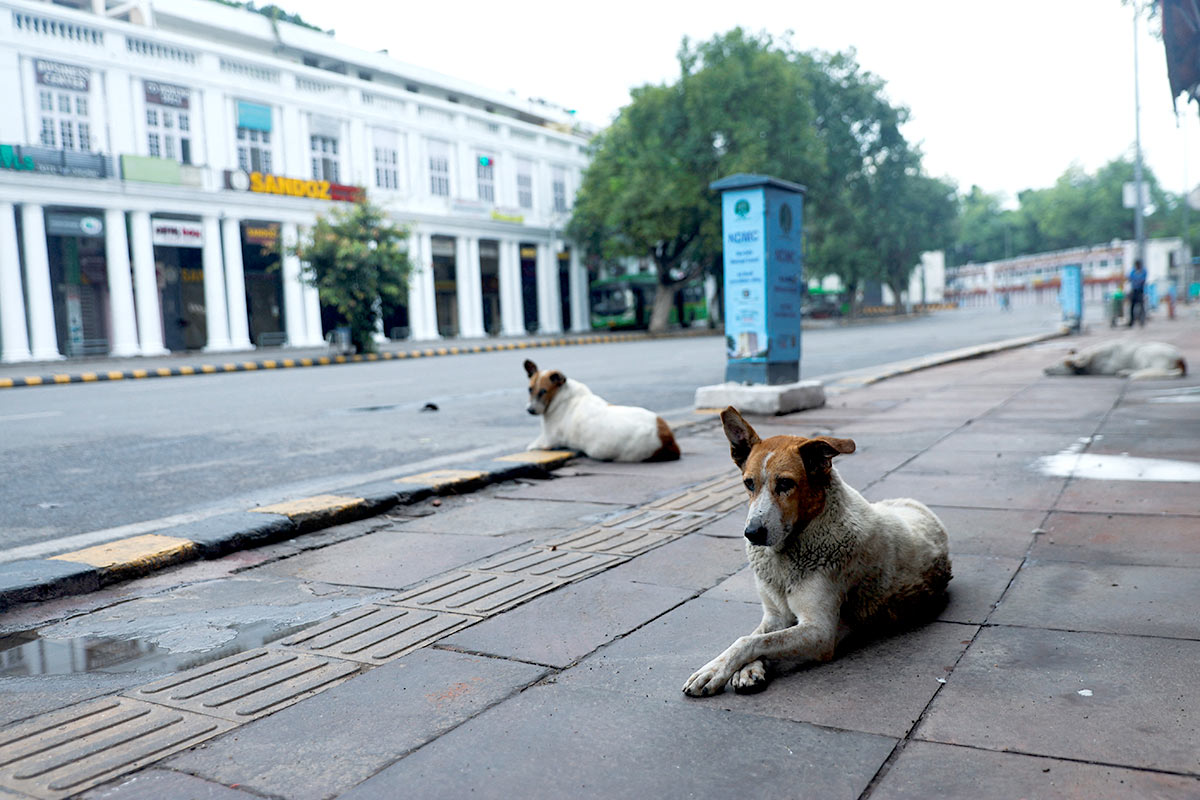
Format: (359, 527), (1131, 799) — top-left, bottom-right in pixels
(992, 561), (1200, 639)
(602, 532), (748, 591)
(493, 472), (686, 506)
(83, 769), (261, 799)
(864, 470), (1067, 512)
(690, 510), (744, 539)
(924, 505), (1043, 558)
(922, 428), (1089, 454)
(337, 683), (897, 800)
(558, 597), (972, 738)
(254, 529), (518, 590)
(937, 553), (1023, 625)
(165, 648), (547, 800)
(1084, 433), (1200, 459)
(1034, 511), (1200, 566)
(0, 673), (151, 729)
(871, 740), (1200, 800)
(566, 448), (733, 484)
(1053, 478), (1200, 516)
(383, 495), (621, 538)
(438, 572), (692, 668)
(918, 625), (1200, 775)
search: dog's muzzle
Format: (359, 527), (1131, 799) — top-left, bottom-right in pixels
(744, 523), (769, 546)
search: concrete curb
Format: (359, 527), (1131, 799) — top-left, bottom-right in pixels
(0, 329), (718, 391)
(0, 449), (576, 610)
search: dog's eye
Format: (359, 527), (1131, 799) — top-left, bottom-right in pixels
(538, 389), (546, 398)
(774, 478), (795, 494)
(743, 477), (754, 492)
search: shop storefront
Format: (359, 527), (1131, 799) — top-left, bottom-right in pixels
(45, 209), (109, 356)
(520, 244), (538, 333)
(151, 217), (206, 351)
(480, 239), (500, 335)
(241, 221), (284, 346)
(431, 235), (458, 337)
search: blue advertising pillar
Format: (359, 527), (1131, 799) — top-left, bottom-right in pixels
(710, 174), (806, 385)
(1059, 263), (1083, 333)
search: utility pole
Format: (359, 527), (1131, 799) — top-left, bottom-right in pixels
(1133, 1), (1146, 266)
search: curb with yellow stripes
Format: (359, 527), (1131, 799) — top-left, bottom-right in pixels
(0, 448), (576, 610)
(0, 330), (716, 390)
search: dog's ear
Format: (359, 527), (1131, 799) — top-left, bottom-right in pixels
(524, 359), (538, 378)
(797, 436), (855, 479)
(548, 371), (566, 386)
(720, 406), (760, 469)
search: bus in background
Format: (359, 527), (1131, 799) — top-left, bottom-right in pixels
(589, 274), (708, 330)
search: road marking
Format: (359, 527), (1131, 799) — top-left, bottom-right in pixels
(0, 410), (64, 422)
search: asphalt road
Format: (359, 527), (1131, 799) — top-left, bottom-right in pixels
(0, 304), (1068, 558)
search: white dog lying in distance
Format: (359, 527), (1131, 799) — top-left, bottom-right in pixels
(523, 359), (680, 462)
(683, 407), (952, 697)
(1043, 339), (1187, 379)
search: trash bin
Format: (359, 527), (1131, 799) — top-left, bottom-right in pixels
(330, 326), (354, 355)
(1109, 290), (1124, 328)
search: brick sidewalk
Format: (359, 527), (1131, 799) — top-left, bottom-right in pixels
(0, 315), (1197, 799)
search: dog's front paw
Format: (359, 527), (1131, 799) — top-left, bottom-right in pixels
(731, 659), (769, 694)
(683, 659), (734, 697)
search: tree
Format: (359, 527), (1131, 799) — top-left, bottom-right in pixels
(287, 198), (412, 354)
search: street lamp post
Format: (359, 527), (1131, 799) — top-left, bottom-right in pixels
(1133, 1), (1147, 266)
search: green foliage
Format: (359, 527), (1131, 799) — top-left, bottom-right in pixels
(205, 0), (325, 31)
(287, 198), (412, 353)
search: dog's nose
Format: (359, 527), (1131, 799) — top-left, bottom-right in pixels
(744, 524), (768, 546)
(526, 406), (537, 415)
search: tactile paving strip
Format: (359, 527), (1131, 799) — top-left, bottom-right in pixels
(540, 526), (677, 557)
(383, 571), (561, 616)
(0, 697), (236, 800)
(125, 648), (360, 722)
(597, 507), (718, 534)
(276, 605), (474, 665)
(465, 547), (627, 581)
(645, 475), (746, 514)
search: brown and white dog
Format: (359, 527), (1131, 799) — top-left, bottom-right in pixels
(683, 407), (951, 697)
(523, 359), (680, 462)
(1043, 339), (1187, 380)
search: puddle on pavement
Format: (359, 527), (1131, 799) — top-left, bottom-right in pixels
(0, 619), (313, 678)
(1034, 437), (1200, 482)
(1145, 386), (1200, 405)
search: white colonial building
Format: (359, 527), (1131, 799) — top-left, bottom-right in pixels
(0, 0), (593, 363)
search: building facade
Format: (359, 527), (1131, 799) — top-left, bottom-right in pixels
(945, 238), (1190, 308)
(0, 0), (592, 364)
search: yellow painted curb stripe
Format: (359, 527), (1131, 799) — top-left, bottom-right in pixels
(51, 534), (195, 569)
(395, 469), (489, 489)
(250, 494), (365, 518)
(495, 450), (575, 466)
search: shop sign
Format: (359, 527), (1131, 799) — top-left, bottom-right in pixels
(224, 170), (362, 202)
(121, 154), (181, 185)
(144, 80), (189, 109)
(0, 144), (35, 171)
(46, 211), (104, 238)
(152, 218), (203, 248)
(243, 222), (280, 246)
(451, 198), (488, 215)
(36, 59), (89, 92)
(490, 209), (524, 224)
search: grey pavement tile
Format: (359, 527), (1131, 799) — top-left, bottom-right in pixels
(1085, 433), (1200, 460)
(165, 648), (547, 800)
(864, 471), (1067, 512)
(923, 428), (1089, 454)
(254, 530), (518, 590)
(0, 673), (151, 729)
(691, 510), (745, 539)
(493, 472), (686, 506)
(383, 496), (621, 538)
(871, 740), (1200, 800)
(901, 448), (1055, 476)
(992, 561), (1200, 639)
(337, 683), (897, 800)
(926, 505), (1043, 558)
(918, 625), (1200, 774)
(1053, 478), (1200, 516)
(1097, 415), (1200, 437)
(938, 554), (1023, 625)
(557, 597), (972, 738)
(1034, 511), (1200, 566)
(699, 565), (758, 603)
(438, 572), (692, 668)
(568, 449), (733, 484)
(82, 769), (260, 800)
(602, 532), (748, 591)
(815, 426), (953, 452)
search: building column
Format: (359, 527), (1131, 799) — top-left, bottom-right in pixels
(536, 241), (562, 335)
(569, 246), (589, 333)
(280, 222), (306, 347)
(128, 211), (167, 355)
(104, 209), (141, 357)
(456, 235), (485, 339)
(409, 230), (440, 341)
(220, 217), (253, 350)
(0, 202), (31, 362)
(498, 239), (524, 337)
(20, 205), (62, 360)
(303, 280), (323, 346)
(201, 215), (232, 351)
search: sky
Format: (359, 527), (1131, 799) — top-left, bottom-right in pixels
(279, 0), (1198, 209)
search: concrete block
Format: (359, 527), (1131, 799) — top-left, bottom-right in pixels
(695, 379), (825, 415)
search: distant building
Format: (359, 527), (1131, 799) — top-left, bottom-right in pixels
(945, 238), (1189, 308)
(0, 0), (592, 364)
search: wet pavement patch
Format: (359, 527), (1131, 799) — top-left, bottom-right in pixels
(1034, 439), (1200, 482)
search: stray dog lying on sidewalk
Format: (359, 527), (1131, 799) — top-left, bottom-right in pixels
(1043, 339), (1187, 379)
(683, 407), (951, 697)
(523, 359), (680, 462)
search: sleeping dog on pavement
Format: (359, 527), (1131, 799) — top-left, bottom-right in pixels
(1043, 338), (1187, 379)
(523, 359), (680, 462)
(683, 407), (951, 697)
